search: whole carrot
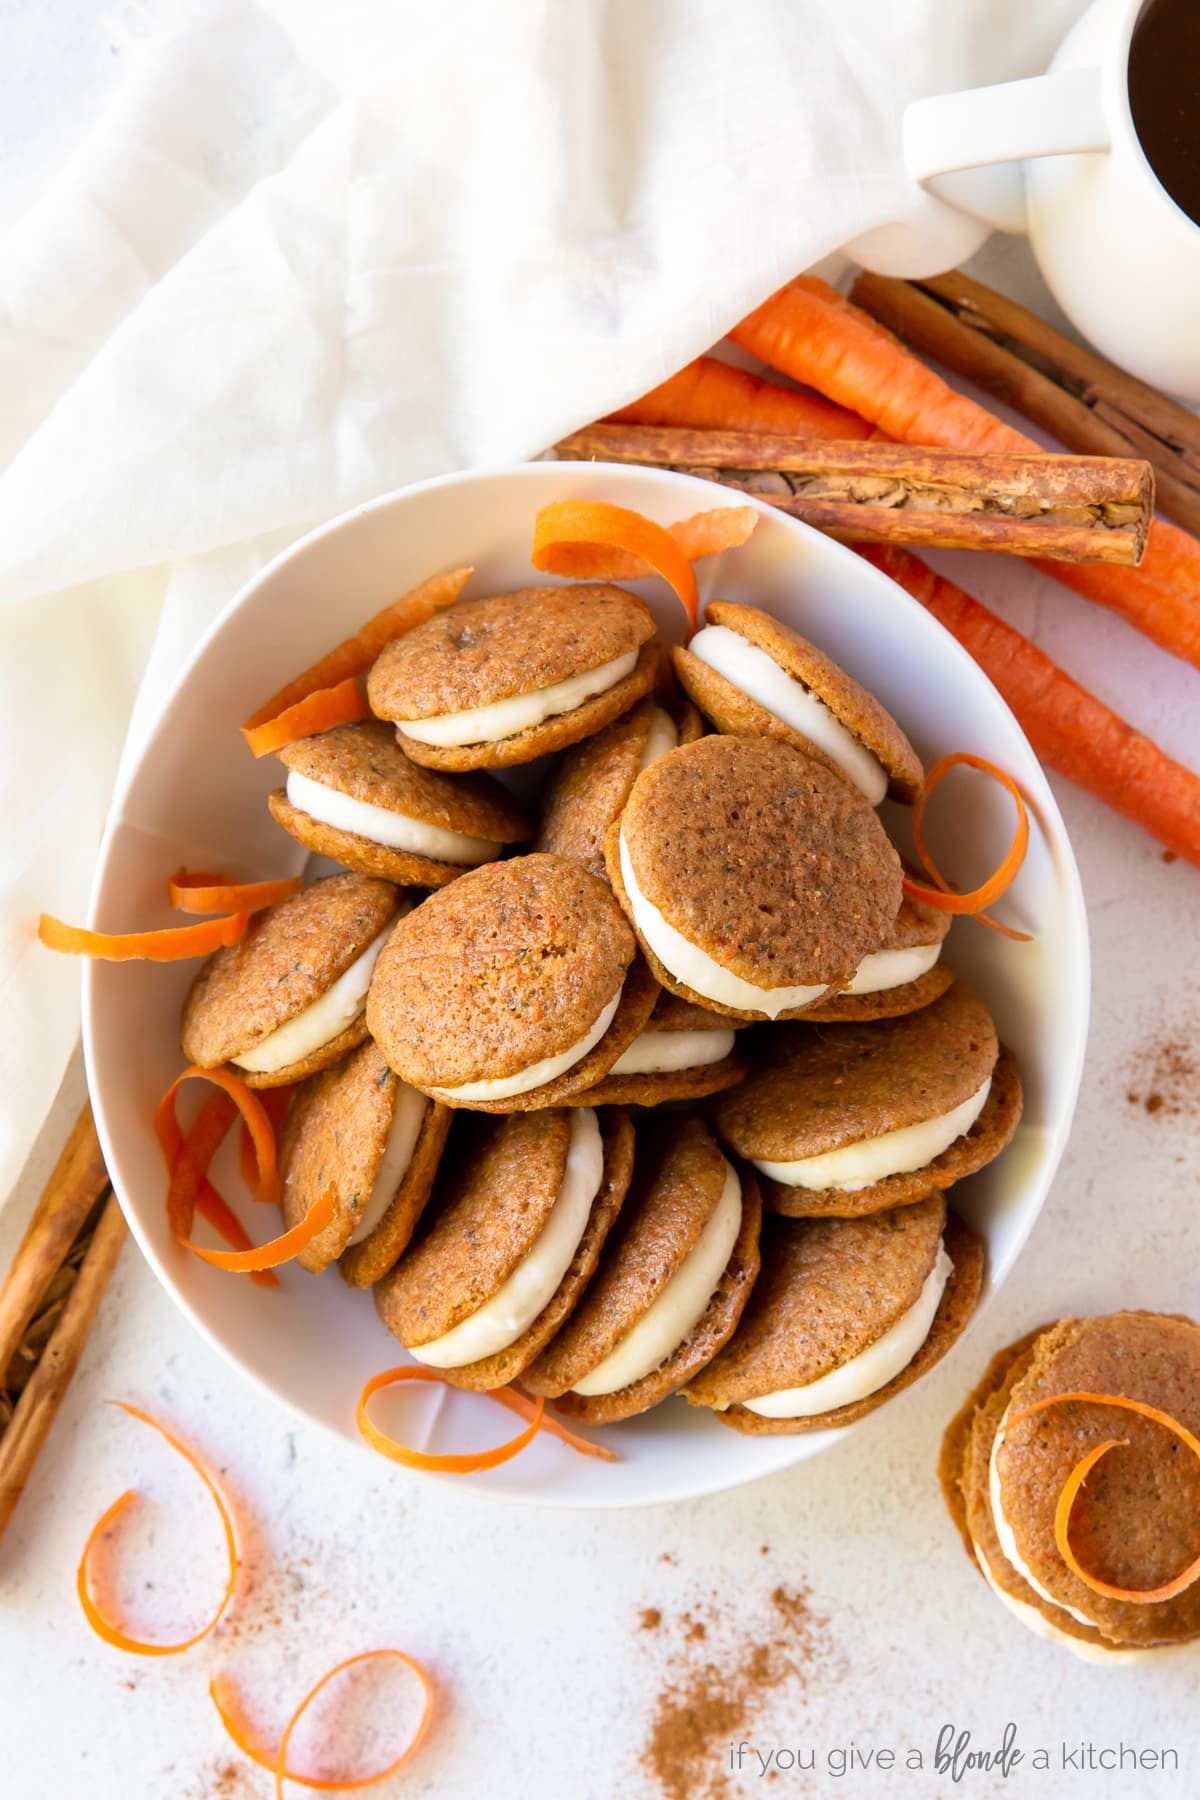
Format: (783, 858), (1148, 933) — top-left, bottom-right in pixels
(858, 542), (1200, 868)
(606, 353), (883, 442)
(732, 277), (1200, 670)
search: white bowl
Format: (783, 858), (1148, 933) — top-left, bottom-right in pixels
(83, 462), (1089, 1508)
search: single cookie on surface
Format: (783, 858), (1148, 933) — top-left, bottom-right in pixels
(277, 1039), (450, 1284)
(801, 890), (953, 1023)
(605, 733), (902, 1022)
(672, 599), (923, 803)
(715, 982), (1021, 1217)
(375, 1106), (634, 1390)
(366, 853), (657, 1110)
(367, 585), (658, 770)
(940, 1312), (1200, 1659)
(269, 720), (532, 885)
(521, 1114), (762, 1423)
(535, 692), (703, 880)
(180, 873), (403, 1088)
(684, 1197), (982, 1432)
(571, 991), (749, 1108)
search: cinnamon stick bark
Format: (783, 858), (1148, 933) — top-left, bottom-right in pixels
(849, 270), (1200, 539)
(556, 424), (1154, 564)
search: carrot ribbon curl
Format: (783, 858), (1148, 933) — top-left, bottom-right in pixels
(905, 752), (1032, 942)
(357, 1365), (617, 1472)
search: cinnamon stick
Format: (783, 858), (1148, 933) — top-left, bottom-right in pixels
(0, 1191), (127, 1540)
(556, 424), (1154, 564)
(849, 270), (1200, 539)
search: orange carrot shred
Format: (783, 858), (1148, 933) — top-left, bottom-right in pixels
(38, 910), (250, 962)
(356, 1366), (617, 1472)
(169, 871), (302, 914)
(495, 1383), (618, 1463)
(242, 678), (367, 760)
(77, 1402), (238, 1655)
(532, 499), (700, 627)
(211, 1651), (434, 1796)
(1003, 1392), (1200, 1606)
(240, 1087), (294, 1202)
(905, 752), (1032, 942)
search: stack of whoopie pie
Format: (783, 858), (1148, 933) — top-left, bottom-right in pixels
(177, 571), (1027, 1436)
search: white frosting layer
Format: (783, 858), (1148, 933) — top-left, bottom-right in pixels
(743, 1243), (952, 1417)
(409, 1108), (603, 1367)
(618, 831), (826, 1019)
(972, 1543), (1156, 1665)
(347, 1083), (429, 1246)
(286, 769), (501, 866)
(572, 1160), (742, 1396)
(396, 649), (638, 747)
(608, 1027), (736, 1077)
(846, 938), (942, 996)
(233, 930), (389, 1075)
(754, 1077), (992, 1193)
(431, 986), (623, 1102)
(688, 624), (888, 804)
(636, 706), (678, 774)
(989, 1407), (1099, 1630)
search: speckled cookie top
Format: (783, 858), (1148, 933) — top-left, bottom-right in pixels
(715, 981), (997, 1161)
(278, 720), (532, 840)
(366, 853), (635, 1088)
(366, 585), (655, 721)
(884, 888), (952, 951)
(376, 1110), (573, 1345)
(180, 873), (401, 1068)
(685, 1195), (946, 1407)
(703, 600), (924, 800)
(619, 733), (902, 988)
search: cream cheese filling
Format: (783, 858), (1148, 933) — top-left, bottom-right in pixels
(971, 1542), (1158, 1665)
(286, 769), (501, 866)
(572, 1161), (743, 1396)
(608, 1027), (736, 1077)
(742, 1243), (952, 1417)
(635, 705), (679, 773)
(395, 649), (638, 748)
(753, 1076), (991, 1192)
(618, 831), (827, 1018)
(688, 624), (888, 804)
(431, 985), (623, 1102)
(347, 1083), (429, 1247)
(232, 929), (390, 1075)
(409, 1108), (603, 1367)
(845, 938), (942, 996)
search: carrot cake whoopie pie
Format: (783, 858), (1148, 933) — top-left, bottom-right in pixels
(672, 600), (923, 804)
(522, 1114), (762, 1422)
(606, 733), (902, 1021)
(572, 991), (749, 1107)
(685, 1196), (983, 1432)
(367, 585), (658, 771)
(366, 853), (658, 1110)
(277, 1040), (451, 1286)
(269, 719), (532, 886)
(801, 888), (953, 1023)
(941, 1312), (1200, 1660)
(180, 873), (403, 1088)
(375, 1106), (635, 1390)
(535, 692), (703, 880)
(714, 982), (1021, 1217)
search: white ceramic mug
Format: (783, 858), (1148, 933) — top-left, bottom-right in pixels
(850, 0), (1200, 399)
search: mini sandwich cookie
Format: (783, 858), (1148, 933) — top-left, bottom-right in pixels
(180, 873), (402, 1088)
(573, 992), (749, 1107)
(367, 853), (658, 1110)
(522, 1115), (762, 1423)
(801, 890), (953, 1023)
(367, 585), (658, 771)
(940, 1313), (1200, 1661)
(535, 692), (703, 880)
(269, 720), (532, 885)
(374, 1107), (635, 1390)
(684, 1196), (983, 1433)
(277, 1040), (451, 1286)
(605, 733), (902, 1021)
(715, 982), (1022, 1217)
(672, 600), (923, 804)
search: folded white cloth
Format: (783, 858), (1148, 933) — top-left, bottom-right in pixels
(0, 0), (1084, 1201)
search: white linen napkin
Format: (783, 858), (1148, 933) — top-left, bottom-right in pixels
(0, 0), (1084, 1202)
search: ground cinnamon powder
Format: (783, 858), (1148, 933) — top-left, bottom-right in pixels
(1126, 1035), (1198, 1119)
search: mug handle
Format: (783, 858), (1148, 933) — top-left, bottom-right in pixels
(903, 68), (1109, 233)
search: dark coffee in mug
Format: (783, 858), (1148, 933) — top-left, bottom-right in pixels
(1128, 0), (1200, 224)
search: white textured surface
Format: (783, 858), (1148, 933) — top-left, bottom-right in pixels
(4, 10), (1200, 1800)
